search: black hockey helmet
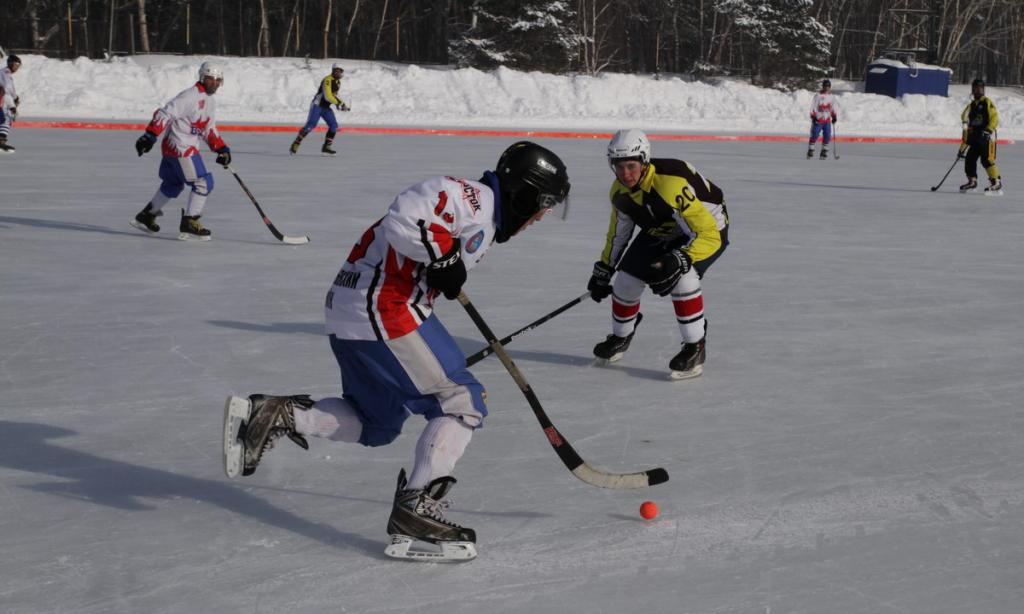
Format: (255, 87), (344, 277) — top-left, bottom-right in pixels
(493, 141), (571, 243)
(6, 54), (21, 68)
(821, 78), (832, 88)
(971, 77), (985, 88)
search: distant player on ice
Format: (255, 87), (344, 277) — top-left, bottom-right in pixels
(222, 142), (571, 562)
(586, 130), (729, 380)
(131, 61), (232, 240)
(807, 78), (838, 160)
(957, 78), (1002, 194)
(289, 63), (350, 156)
(0, 54), (22, 153)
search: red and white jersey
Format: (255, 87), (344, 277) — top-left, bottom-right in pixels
(326, 175), (498, 341)
(144, 83), (227, 157)
(810, 92), (838, 124)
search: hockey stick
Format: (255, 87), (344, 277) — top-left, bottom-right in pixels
(227, 166), (310, 244)
(832, 125), (840, 159)
(930, 157), (961, 192)
(457, 291), (668, 489)
(465, 291), (590, 367)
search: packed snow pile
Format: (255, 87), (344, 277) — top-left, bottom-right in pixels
(11, 54), (1024, 139)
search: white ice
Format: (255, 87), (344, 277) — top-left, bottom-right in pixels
(1, 57), (1024, 614)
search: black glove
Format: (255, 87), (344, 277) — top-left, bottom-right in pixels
(831, 115), (837, 124)
(337, 102), (350, 112)
(587, 261), (615, 302)
(956, 147), (966, 159)
(9, 106), (16, 120)
(647, 250), (691, 296)
(215, 147), (232, 167)
(135, 131), (157, 156)
(425, 241), (467, 300)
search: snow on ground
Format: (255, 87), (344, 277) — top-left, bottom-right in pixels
(9, 53), (1024, 139)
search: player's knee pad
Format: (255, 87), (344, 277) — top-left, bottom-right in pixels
(159, 182), (185, 198)
(612, 270), (646, 303)
(191, 174), (213, 196)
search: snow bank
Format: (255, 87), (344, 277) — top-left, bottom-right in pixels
(9, 54), (1023, 139)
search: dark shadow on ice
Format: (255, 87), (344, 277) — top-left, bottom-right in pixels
(0, 421), (383, 557)
(0, 214), (173, 239)
(453, 336), (668, 380)
(248, 484), (550, 520)
(208, 320), (323, 335)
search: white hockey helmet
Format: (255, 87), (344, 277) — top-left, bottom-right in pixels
(607, 129), (651, 166)
(197, 61), (224, 81)
(331, 63), (344, 73)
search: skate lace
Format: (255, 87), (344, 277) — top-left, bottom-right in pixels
(417, 496), (460, 527)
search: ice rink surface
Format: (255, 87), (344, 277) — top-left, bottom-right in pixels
(1, 128), (1023, 613)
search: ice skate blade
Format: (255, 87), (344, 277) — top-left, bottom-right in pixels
(593, 354), (624, 367)
(178, 232), (212, 242)
(983, 190), (1004, 196)
(223, 396), (250, 478)
(668, 365), (703, 381)
(384, 535), (477, 562)
(129, 220), (158, 235)
(0, 148), (15, 155)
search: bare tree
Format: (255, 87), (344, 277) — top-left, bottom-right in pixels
(136, 0), (151, 53)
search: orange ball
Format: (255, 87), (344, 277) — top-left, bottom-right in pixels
(639, 500), (659, 520)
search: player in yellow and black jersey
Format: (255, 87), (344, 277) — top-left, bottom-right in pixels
(290, 63), (350, 156)
(585, 129), (729, 379)
(958, 78), (1002, 193)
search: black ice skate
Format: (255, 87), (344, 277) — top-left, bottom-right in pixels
(806, 148), (814, 159)
(668, 337), (706, 380)
(384, 468), (477, 562)
(130, 203), (162, 234)
(819, 147), (829, 160)
(178, 210), (212, 241)
(593, 313), (643, 364)
(0, 135), (14, 154)
(984, 177), (1003, 195)
(959, 178), (978, 193)
(222, 394), (314, 478)
(289, 140), (301, 155)
(321, 143), (337, 156)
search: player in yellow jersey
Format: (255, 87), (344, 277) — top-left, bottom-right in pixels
(958, 78), (1002, 194)
(290, 64), (350, 156)
(586, 130), (729, 379)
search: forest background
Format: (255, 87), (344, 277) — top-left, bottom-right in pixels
(1, 1), (1021, 88)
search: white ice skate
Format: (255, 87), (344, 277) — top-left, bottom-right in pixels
(222, 395), (249, 478)
(384, 535), (478, 562)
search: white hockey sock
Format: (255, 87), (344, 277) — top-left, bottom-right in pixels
(185, 192), (208, 217)
(148, 190), (172, 213)
(672, 269), (705, 343)
(293, 397), (363, 442)
(407, 416), (474, 490)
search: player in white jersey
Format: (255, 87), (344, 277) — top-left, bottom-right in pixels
(0, 55), (21, 153)
(130, 61), (232, 240)
(807, 78), (838, 160)
(222, 142), (571, 561)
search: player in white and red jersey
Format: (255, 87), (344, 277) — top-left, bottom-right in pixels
(130, 61), (232, 241)
(807, 78), (838, 160)
(0, 54), (21, 153)
(222, 142), (571, 561)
